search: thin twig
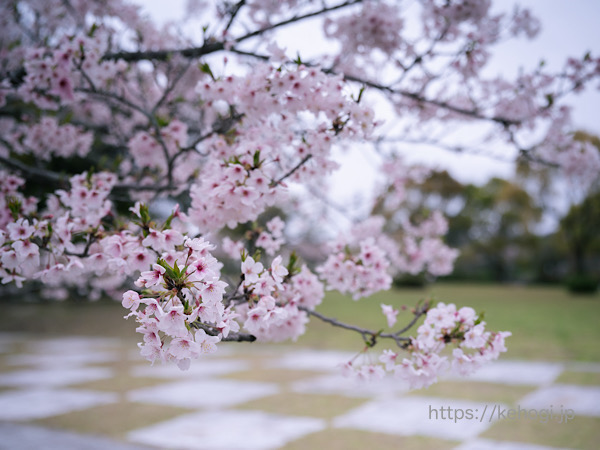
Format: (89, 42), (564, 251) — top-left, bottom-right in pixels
(224, 0), (247, 32)
(299, 305), (413, 349)
(271, 154), (312, 187)
(392, 304), (428, 336)
(152, 61), (192, 115)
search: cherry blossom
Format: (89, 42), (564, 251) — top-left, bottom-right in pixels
(381, 304), (399, 328)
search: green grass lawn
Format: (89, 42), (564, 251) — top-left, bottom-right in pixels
(1, 283), (599, 362)
(296, 283), (600, 362)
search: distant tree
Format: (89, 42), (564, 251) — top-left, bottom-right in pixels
(449, 178), (542, 281)
(560, 190), (600, 289)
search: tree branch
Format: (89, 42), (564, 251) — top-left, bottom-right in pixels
(191, 321), (256, 342)
(152, 61), (192, 115)
(0, 152), (68, 186)
(271, 154), (312, 187)
(224, 0), (247, 33)
(338, 72), (521, 127)
(102, 0), (363, 62)
(392, 303), (429, 336)
(235, 0), (363, 43)
(299, 305), (414, 349)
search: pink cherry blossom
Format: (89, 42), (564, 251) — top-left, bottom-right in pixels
(137, 264), (166, 288)
(381, 304), (399, 328)
(241, 256), (264, 285)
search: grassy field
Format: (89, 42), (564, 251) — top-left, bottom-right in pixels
(1, 283), (599, 362)
(296, 283), (600, 362)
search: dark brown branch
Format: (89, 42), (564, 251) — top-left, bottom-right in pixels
(235, 0), (363, 43)
(152, 61), (192, 115)
(102, 0), (363, 62)
(339, 73), (520, 127)
(174, 112), (245, 164)
(0, 152), (181, 195)
(0, 153), (67, 186)
(224, 276), (245, 308)
(221, 331), (257, 342)
(299, 305), (412, 349)
(224, 0), (247, 32)
(64, 231), (98, 258)
(103, 42), (225, 63)
(76, 87), (153, 121)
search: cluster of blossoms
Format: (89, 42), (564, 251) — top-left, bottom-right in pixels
(324, 1), (405, 58)
(343, 302), (510, 388)
(509, 6), (542, 39)
(317, 210), (458, 301)
(10, 117), (93, 160)
(489, 73), (555, 125)
(220, 217), (286, 260)
(238, 254), (324, 342)
(390, 211), (459, 276)
(18, 28), (126, 109)
(122, 237), (232, 370)
(126, 119), (202, 192)
(1, 217), (40, 287)
(53, 172), (117, 231)
(317, 237), (392, 300)
(256, 216), (286, 256)
(0, 171), (37, 228)
(190, 62), (376, 231)
(189, 154), (281, 232)
(535, 108), (600, 187)
(372, 158), (460, 276)
(129, 120), (188, 171)
(121, 243), (325, 366)
(0, 172), (116, 290)
(380, 158), (430, 210)
(0, 171), (195, 301)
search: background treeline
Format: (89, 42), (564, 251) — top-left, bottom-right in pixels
(387, 132), (600, 292)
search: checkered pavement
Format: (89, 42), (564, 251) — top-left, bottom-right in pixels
(0, 333), (599, 449)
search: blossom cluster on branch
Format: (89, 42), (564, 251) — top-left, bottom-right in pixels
(0, 0), (598, 385)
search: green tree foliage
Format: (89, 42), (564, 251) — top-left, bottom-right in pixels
(560, 191), (600, 291)
(449, 178), (543, 282)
